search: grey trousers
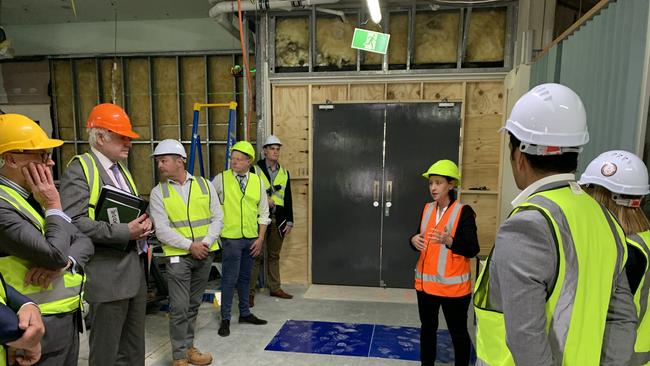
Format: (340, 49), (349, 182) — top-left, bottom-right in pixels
(88, 276), (147, 366)
(166, 253), (214, 360)
(36, 312), (79, 366)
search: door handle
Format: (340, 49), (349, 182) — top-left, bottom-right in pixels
(373, 180), (380, 207)
(385, 180), (393, 216)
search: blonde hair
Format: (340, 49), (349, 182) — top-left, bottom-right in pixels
(583, 185), (650, 234)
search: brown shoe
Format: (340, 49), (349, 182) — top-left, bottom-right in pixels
(172, 359), (188, 366)
(186, 347), (213, 365)
(269, 289), (293, 299)
(249, 294), (255, 308)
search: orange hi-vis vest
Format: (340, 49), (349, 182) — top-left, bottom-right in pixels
(414, 200), (471, 297)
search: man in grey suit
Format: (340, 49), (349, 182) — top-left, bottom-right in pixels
(60, 103), (153, 366)
(0, 113), (93, 366)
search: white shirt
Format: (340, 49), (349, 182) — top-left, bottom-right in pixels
(511, 173), (577, 208)
(211, 171), (271, 226)
(149, 172), (224, 250)
(91, 147), (125, 189)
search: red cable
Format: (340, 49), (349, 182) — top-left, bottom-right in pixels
(236, 0), (254, 142)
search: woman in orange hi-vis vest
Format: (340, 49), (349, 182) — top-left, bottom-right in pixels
(410, 159), (479, 366)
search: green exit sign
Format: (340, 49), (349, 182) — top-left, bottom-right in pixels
(351, 28), (390, 55)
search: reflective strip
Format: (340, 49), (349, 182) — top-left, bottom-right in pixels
(161, 183), (171, 198)
(195, 177), (209, 195)
(169, 218), (212, 229)
(24, 277), (82, 305)
(528, 195), (578, 357)
(628, 233), (650, 326)
(0, 189), (43, 231)
(420, 203), (434, 234)
(475, 359), (489, 366)
(436, 202), (464, 278)
(414, 270), (470, 285)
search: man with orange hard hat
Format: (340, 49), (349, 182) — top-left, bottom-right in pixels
(60, 103), (153, 366)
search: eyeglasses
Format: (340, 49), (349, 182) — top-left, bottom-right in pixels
(11, 151), (53, 163)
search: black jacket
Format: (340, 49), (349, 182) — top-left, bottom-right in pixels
(255, 159), (294, 224)
(409, 199), (480, 258)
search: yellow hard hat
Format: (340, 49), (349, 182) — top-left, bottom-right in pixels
(0, 114), (63, 155)
(422, 159), (461, 184)
(231, 141), (255, 160)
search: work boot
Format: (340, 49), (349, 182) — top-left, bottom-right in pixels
(172, 359), (188, 366)
(186, 347), (213, 365)
(239, 313), (267, 325)
(270, 289), (293, 299)
(218, 319), (230, 337)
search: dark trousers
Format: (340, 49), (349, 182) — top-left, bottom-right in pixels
(166, 253), (214, 360)
(88, 277), (147, 366)
(417, 291), (471, 366)
(36, 312), (79, 366)
(250, 218), (285, 294)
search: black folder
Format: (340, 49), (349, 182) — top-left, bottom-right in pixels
(95, 185), (149, 250)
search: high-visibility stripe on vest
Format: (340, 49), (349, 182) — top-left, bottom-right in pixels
(628, 231), (650, 366)
(254, 164), (288, 207)
(473, 186), (626, 365)
(0, 185), (85, 316)
(0, 275), (7, 366)
(159, 176), (219, 256)
(414, 200), (470, 297)
(220, 170), (261, 239)
(69, 153), (139, 220)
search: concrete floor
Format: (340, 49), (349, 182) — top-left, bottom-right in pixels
(77, 284), (460, 366)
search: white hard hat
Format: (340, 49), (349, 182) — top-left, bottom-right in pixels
(263, 135), (282, 147)
(152, 139), (187, 159)
(502, 83), (589, 156)
(579, 150), (650, 197)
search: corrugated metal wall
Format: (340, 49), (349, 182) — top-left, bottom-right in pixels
(530, 0), (650, 172)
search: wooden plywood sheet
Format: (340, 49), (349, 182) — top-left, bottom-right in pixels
(466, 8), (506, 63)
(349, 83), (385, 101)
(152, 57), (179, 140)
(463, 114), (503, 166)
(386, 83), (421, 100)
(423, 82), (464, 101)
(272, 85), (309, 176)
(52, 60), (75, 140)
(414, 12), (459, 64)
(466, 82), (505, 116)
(388, 13), (408, 65)
(279, 180), (309, 283)
(181, 57), (207, 140)
(129, 144), (153, 196)
(126, 58), (151, 140)
(75, 59), (98, 129)
(316, 17), (357, 68)
(311, 84), (348, 104)
(99, 58), (124, 106)
(208, 55), (234, 141)
(275, 17), (310, 68)
(461, 193), (497, 255)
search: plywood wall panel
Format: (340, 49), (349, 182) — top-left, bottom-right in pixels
(423, 82), (464, 101)
(461, 193), (498, 255)
(386, 83), (421, 100)
(126, 58), (151, 140)
(280, 180), (309, 283)
(272, 85), (309, 176)
(152, 57), (179, 140)
(349, 83), (385, 101)
(311, 84), (348, 104)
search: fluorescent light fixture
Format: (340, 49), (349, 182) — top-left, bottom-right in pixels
(366, 0), (382, 24)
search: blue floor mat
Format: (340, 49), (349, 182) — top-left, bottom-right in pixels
(265, 320), (476, 363)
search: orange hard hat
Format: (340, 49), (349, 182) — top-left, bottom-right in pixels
(86, 103), (140, 139)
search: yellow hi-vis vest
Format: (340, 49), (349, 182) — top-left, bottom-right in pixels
(627, 231), (650, 365)
(254, 164), (288, 207)
(69, 153), (139, 220)
(220, 170), (261, 239)
(0, 275), (6, 366)
(159, 176), (219, 256)
(0, 186), (85, 316)
(473, 186), (626, 365)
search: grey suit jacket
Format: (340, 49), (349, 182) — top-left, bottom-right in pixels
(60, 151), (145, 303)
(0, 199), (93, 273)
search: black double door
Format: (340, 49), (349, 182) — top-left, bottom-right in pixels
(312, 102), (462, 288)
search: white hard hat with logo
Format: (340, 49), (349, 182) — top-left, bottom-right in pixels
(152, 139), (187, 159)
(579, 150), (650, 202)
(263, 135), (282, 147)
(502, 83), (589, 156)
